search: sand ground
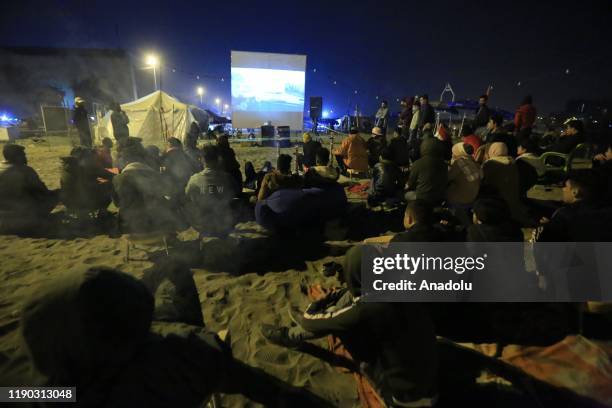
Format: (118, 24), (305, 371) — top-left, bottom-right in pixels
(0, 136), (363, 407)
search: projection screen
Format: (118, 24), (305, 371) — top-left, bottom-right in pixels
(231, 50), (306, 130)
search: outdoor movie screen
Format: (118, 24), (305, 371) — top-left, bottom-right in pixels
(231, 50), (306, 130)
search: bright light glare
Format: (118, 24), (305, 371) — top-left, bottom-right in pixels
(197, 87), (204, 95)
(322, 110), (329, 118)
(0, 114), (8, 121)
(215, 98), (221, 105)
(146, 54), (159, 67)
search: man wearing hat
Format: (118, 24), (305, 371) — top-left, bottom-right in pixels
(73, 97), (92, 147)
(299, 132), (321, 170)
(366, 126), (387, 166)
(0, 144), (59, 232)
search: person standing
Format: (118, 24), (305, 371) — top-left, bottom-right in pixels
(374, 100), (390, 135)
(473, 94), (491, 129)
(73, 97), (92, 148)
(514, 95), (537, 139)
(398, 97), (414, 139)
(418, 94), (436, 132)
(110, 102), (130, 145)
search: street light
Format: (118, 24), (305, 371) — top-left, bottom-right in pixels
(146, 54), (159, 91)
(223, 104), (229, 114)
(196, 86), (205, 105)
(215, 98), (221, 112)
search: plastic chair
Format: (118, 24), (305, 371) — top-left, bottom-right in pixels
(539, 143), (594, 183)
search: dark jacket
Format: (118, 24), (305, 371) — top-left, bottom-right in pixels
(112, 162), (179, 233)
(536, 201), (612, 242)
(370, 159), (403, 198)
(60, 155), (113, 212)
(4, 267), (324, 407)
(217, 145), (242, 192)
(366, 135), (387, 166)
(407, 138), (448, 205)
(549, 133), (585, 154)
(481, 157), (531, 225)
(72, 105), (90, 132)
(0, 161), (57, 216)
(466, 222), (523, 242)
(162, 148), (199, 198)
(302, 140), (321, 168)
(473, 104), (491, 128)
(418, 103), (436, 129)
(515, 157), (538, 198)
(296, 246), (437, 405)
(111, 110), (130, 141)
(391, 223), (446, 242)
(388, 136), (411, 166)
(398, 106), (413, 129)
(184, 167), (238, 234)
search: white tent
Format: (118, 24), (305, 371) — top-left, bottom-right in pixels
(96, 90), (195, 145)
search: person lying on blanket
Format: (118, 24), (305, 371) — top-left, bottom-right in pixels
(261, 245), (439, 408)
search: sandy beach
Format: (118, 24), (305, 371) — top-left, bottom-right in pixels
(0, 136), (370, 407)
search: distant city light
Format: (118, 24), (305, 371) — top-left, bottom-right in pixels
(0, 114), (8, 121)
(322, 110), (329, 118)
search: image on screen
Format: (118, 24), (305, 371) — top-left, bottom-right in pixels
(231, 67), (305, 112)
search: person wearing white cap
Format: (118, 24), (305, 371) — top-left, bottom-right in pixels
(72, 97), (92, 147)
(366, 126), (387, 166)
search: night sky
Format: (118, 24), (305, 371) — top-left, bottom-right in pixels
(2, 0), (611, 115)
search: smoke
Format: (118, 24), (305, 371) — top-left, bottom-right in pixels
(0, 48), (135, 120)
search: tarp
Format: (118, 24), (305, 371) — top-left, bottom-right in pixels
(96, 90), (195, 145)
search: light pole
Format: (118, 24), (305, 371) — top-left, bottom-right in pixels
(146, 54), (159, 91)
(223, 104), (229, 115)
(215, 98), (221, 113)
(197, 87), (204, 106)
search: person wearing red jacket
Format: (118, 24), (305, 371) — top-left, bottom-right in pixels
(514, 95), (537, 138)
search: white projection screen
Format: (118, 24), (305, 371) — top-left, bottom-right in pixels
(231, 50), (306, 130)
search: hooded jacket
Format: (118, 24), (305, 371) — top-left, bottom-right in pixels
(481, 155), (531, 225)
(407, 138), (448, 205)
(0, 161), (55, 215)
(514, 104), (536, 130)
(370, 159), (403, 198)
(335, 134), (368, 172)
(297, 246), (438, 405)
(112, 162), (179, 233)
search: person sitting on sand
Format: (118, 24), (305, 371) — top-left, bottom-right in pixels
(184, 123), (203, 172)
(261, 245), (438, 408)
(446, 142), (481, 207)
(257, 154), (302, 201)
(113, 138), (182, 233)
(0, 144), (59, 232)
(366, 126), (388, 167)
(467, 197), (523, 242)
(216, 134), (243, 193)
(391, 199), (446, 242)
(387, 127), (411, 167)
(480, 142), (531, 226)
(368, 147), (403, 207)
(333, 127), (368, 174)
(303, 147), (339, 188)
(2, 265), (331, 408)
(485, 114), (517, 157)
(60, 146), (114, 217)
(298, 132), (321, 170)
(162, 137), (200, 203)
(184, 145), (238, 236)
(405, 137), (448, 206)
(94, 137), (114, 169)
(534, 174), (611, 242)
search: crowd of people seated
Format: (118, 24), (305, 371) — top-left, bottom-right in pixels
(0, 91), (611, 407)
